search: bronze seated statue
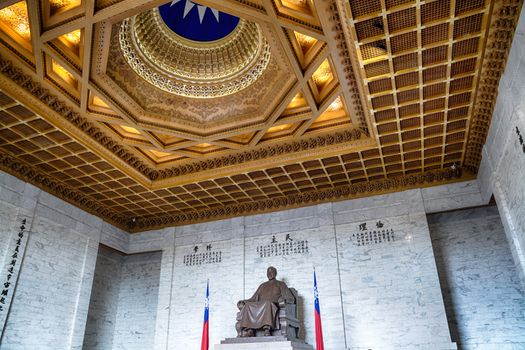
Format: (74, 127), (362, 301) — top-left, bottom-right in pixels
(236, 266), (300, 340)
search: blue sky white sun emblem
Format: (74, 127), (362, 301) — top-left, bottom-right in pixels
(159, 0), (240, 42)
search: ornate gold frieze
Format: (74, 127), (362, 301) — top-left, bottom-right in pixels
(129, 167), (467, 231)
(0, 145), (466, 232)
(153, 128), (363, 180)
(0, 152), (128, 228)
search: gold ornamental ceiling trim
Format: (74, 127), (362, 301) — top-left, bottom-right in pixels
(150, 129), (371, 185)
(0, 147), (470, 233)
(0, 151), (129, 229)
(119, 9), (272, 98)
(129, 168), (471, 232)
(0, 53), (155, 185)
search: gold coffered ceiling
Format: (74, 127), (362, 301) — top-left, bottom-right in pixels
(0, 0), (521, 231)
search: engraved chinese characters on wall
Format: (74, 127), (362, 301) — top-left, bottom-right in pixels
(516, 127), (525, 154)
(0, 217), (30, 333)
(0, 219), (27, 313)
(183, 243), (223, 267)
(352, 220), (395, 247)
(256, 234), (309, 258)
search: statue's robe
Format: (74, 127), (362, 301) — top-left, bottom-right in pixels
(239, 279), (295, 330)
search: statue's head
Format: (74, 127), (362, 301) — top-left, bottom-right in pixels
(267, 266), (277, 280)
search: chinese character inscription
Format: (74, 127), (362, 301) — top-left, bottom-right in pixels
(352, 220), (395, 247)
(256, 234), (309, 258)
(183, 244), (223, 266)
(1, 218), (27, 313)
(516, 126), (525, 154)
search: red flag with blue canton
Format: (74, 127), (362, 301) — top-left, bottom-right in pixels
(314, 270), (325, 350)
(201, 280), (209, 350)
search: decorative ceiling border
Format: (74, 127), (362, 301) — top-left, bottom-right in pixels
(0, 146), (470, 233)
(0, 151), (128, 229)
(324, 0), (368, 132)
(129, 167), (471, 232)
(153, 128), (364, 180)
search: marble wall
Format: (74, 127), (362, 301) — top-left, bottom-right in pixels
(1, 166), (524, 349)
(429, 206), (525, 350)
(112, 251), (161, 350)
(83, 246), (123, 349)
(478, 4), (525, 286)
(147, 190), (457, 350)
(0, 172), (38, 333)
(83, 246), (161, 350)
(0, 171), (127, 350)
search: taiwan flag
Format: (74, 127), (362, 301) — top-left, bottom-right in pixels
(201, 280), (209, 350)
(314, 271), (325, 350)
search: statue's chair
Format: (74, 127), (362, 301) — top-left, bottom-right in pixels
(235, 288), (300, 340)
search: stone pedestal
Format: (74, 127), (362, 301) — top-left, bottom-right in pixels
(214, 336), (314, 350)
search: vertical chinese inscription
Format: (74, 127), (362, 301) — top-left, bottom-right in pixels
(352, 220), (395, 247)
(183, 244), (223, 266)
(256, 234), (309, 258)
(0, 218), (27, 313)
(516, 127), (525, 154)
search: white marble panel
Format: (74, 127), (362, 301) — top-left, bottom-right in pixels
(154, 245), (175, 350)
(174, 217), (245, 246)
(422, 180), (485, 213)
(112, 251), (161, 350)
(0, 201), (20, 275)
(128, 227), (172, 253)
(100, 222), (129, 253)
(167, 238), (245, 348)
(332, 190), (422, 225)
(336, 214), (452, 349)
(0, 173), (39, 217)
(82, 246), (122, 350)
(1, 216), (91, 349)
(243, 205), (330, 237)
(429, 207), (525, 349)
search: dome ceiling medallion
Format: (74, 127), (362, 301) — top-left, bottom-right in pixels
(119, 1), (271, 98)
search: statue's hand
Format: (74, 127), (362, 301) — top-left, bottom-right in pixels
(278, 296), (286, 307)
(237, 300), (246, 310)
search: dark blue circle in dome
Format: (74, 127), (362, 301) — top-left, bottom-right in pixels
(159, 1), (240, 42)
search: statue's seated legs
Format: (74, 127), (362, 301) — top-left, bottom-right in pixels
(238, 299), (278, 337)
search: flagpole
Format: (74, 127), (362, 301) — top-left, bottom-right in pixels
(331, 206), (348, 348)
(201, 279), (209, 350)
(313, 267), (325, 350)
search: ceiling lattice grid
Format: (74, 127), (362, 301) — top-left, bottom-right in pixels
(346, 0), (491, 178)
(0, 0), (521, 231)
